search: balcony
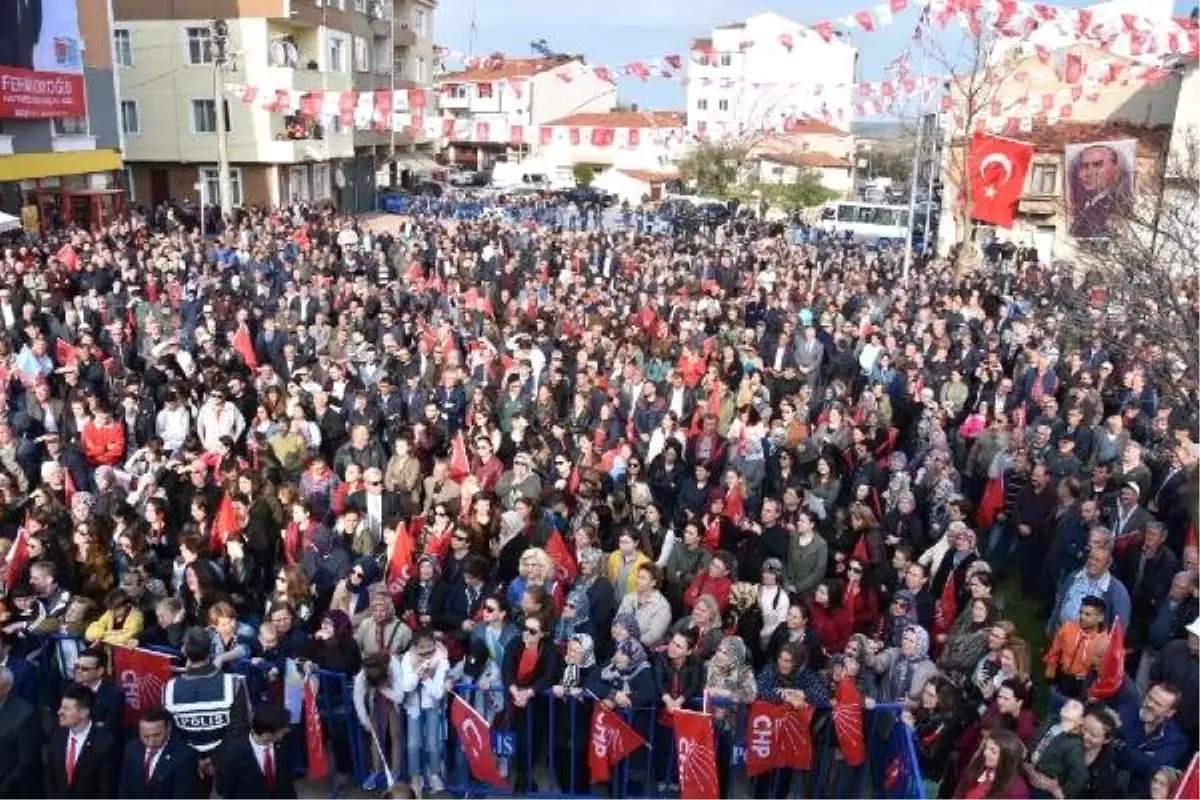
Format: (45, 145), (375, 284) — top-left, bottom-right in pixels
(394, 24), (417, 47)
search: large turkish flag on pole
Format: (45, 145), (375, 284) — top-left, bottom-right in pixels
(449, 694), (508, 789)
(967, 132), (1034, 228)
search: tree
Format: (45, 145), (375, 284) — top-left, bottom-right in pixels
(573, 163), (596, 187)
(677, 141), (748, 196)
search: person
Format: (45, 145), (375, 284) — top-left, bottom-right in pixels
(161, 627), (249, 792)
(1067, 143), (1132, 239)
(0, 665), (42, 799)
(47, 684), (117, 799)
(213, 705), (296, 799)
(953, 728), (1030, 799)
(117, 708), (197, 799)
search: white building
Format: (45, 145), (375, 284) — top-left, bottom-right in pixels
(530, 109), (689, 186)
(436, 56), (617, 169)
(686, 12), (858, 141)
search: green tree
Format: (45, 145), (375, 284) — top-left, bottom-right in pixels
(775, 170), (838, 209)
(573, 163), (596, 187)
(678, 142), (746, 196)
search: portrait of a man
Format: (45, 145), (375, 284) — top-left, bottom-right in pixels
(0, 0), (44, 71)
(1065, 139), (1135, 239)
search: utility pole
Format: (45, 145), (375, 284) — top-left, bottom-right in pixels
(212, 19), (234, 221)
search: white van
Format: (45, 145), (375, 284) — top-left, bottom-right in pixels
(490, 161), (550, 191)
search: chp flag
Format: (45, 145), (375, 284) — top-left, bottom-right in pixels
(744, 700), (816, 777)
(589, 704), (648, 783)
(966, 133), (1034, 228)
(113, 647), (174, 726)
(449, 693), (508, 789)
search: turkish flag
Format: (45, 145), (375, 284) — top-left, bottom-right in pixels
(832, 676), (866, 767)
(210, 493), (239, 554)
(967, 133), (1034, 228)
(1088, 620), (1125, 699)
(450, 694), (508, 789)
(113, 648), (174, 726)
(588, 705), (648, 783)
(449, 431), (470, 481)
(744, 701), (815, 777)
(303, 678), (330, 780)
(672, 710), (719, 799)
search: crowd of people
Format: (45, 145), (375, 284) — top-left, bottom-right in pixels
(0, 194), (1195, 800)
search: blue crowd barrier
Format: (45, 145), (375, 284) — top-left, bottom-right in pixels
(23, 636), (925, 798)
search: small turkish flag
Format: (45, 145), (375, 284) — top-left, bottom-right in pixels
(967, 132), (1034, 228)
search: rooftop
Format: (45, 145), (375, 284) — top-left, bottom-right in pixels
(544, 110), (687, 128)
(438, 57), (569, 83)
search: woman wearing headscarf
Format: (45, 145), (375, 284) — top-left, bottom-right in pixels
(705, 635), (758, 795)
(553, 586), (592, 646)
(550, 633), (598, 794)
(865, 624), (939, 705)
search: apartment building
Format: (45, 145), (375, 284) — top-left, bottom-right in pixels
(0, 0), (124, 232)
(686, 12), (858, 141)
(113, 0), (437, 213)
(436, 56), (617, 169)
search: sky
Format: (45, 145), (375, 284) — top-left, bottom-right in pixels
(435, 0), (1195, 111)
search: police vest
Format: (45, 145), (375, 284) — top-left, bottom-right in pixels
(162, 668), (243, 754)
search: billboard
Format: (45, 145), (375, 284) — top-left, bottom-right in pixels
(0, 0), (87, 119)
(1064, 138), (1136, 240)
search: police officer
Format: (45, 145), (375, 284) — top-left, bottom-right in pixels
(162, 627), (249, 796)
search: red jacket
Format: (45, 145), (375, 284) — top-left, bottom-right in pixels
(683, 571), (732, 614)
(81, 421), (126, 467)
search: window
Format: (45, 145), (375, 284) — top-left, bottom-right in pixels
(328, 35), (346, 72)
(353, 36), (369, 71)
(120, 100), (140, 134)
(412, 8), (427, 37)
(185, 27), (213, 65)
(52, 116), (89, 136)
(198, 166), (244, 206)
(312, 163), (331, 200)
(720, 53), (731, 67)
(114, 29), (133, 66)
(696, 98), (708, 111)
(1029, 163), (1057, 195)
(190, 99), (230, 133)
(717, 99), (729, 112)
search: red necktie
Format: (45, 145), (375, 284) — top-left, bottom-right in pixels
(66, 736), (78, 787)
(262, 745), (275, 791)
(143, 748), (155, 786)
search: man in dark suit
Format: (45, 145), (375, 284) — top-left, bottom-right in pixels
(118, 707), (197, 799)
(47, 684), (117, 799)
(71, 647), (127, 735)
(0, 665), (42, 798)
(0, 0), (42, 70)
(214, 705), (296, 799)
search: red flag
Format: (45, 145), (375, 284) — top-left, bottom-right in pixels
(1174, 753), (1199, 800)
(833, 676), (866, 767)
(967, 133), (1034, 228)
(449, 432), (470, 482)
(450, 694), (508, 789)
(55, 339), (78, 366)
(113, 647), (174, 726)
(210, 493), (238, 554)
(386, 520), (413, 595)
(976, 473), (1005, 530)
(672, 710), (719, 799)
(303, 678), (330, 780)
(745, 701), (815, 776)
(232, 323), (257, 369)
(4, 526), (30, 589)
(1088, 620), (1125, 700)
(588, 705), (648, 783)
